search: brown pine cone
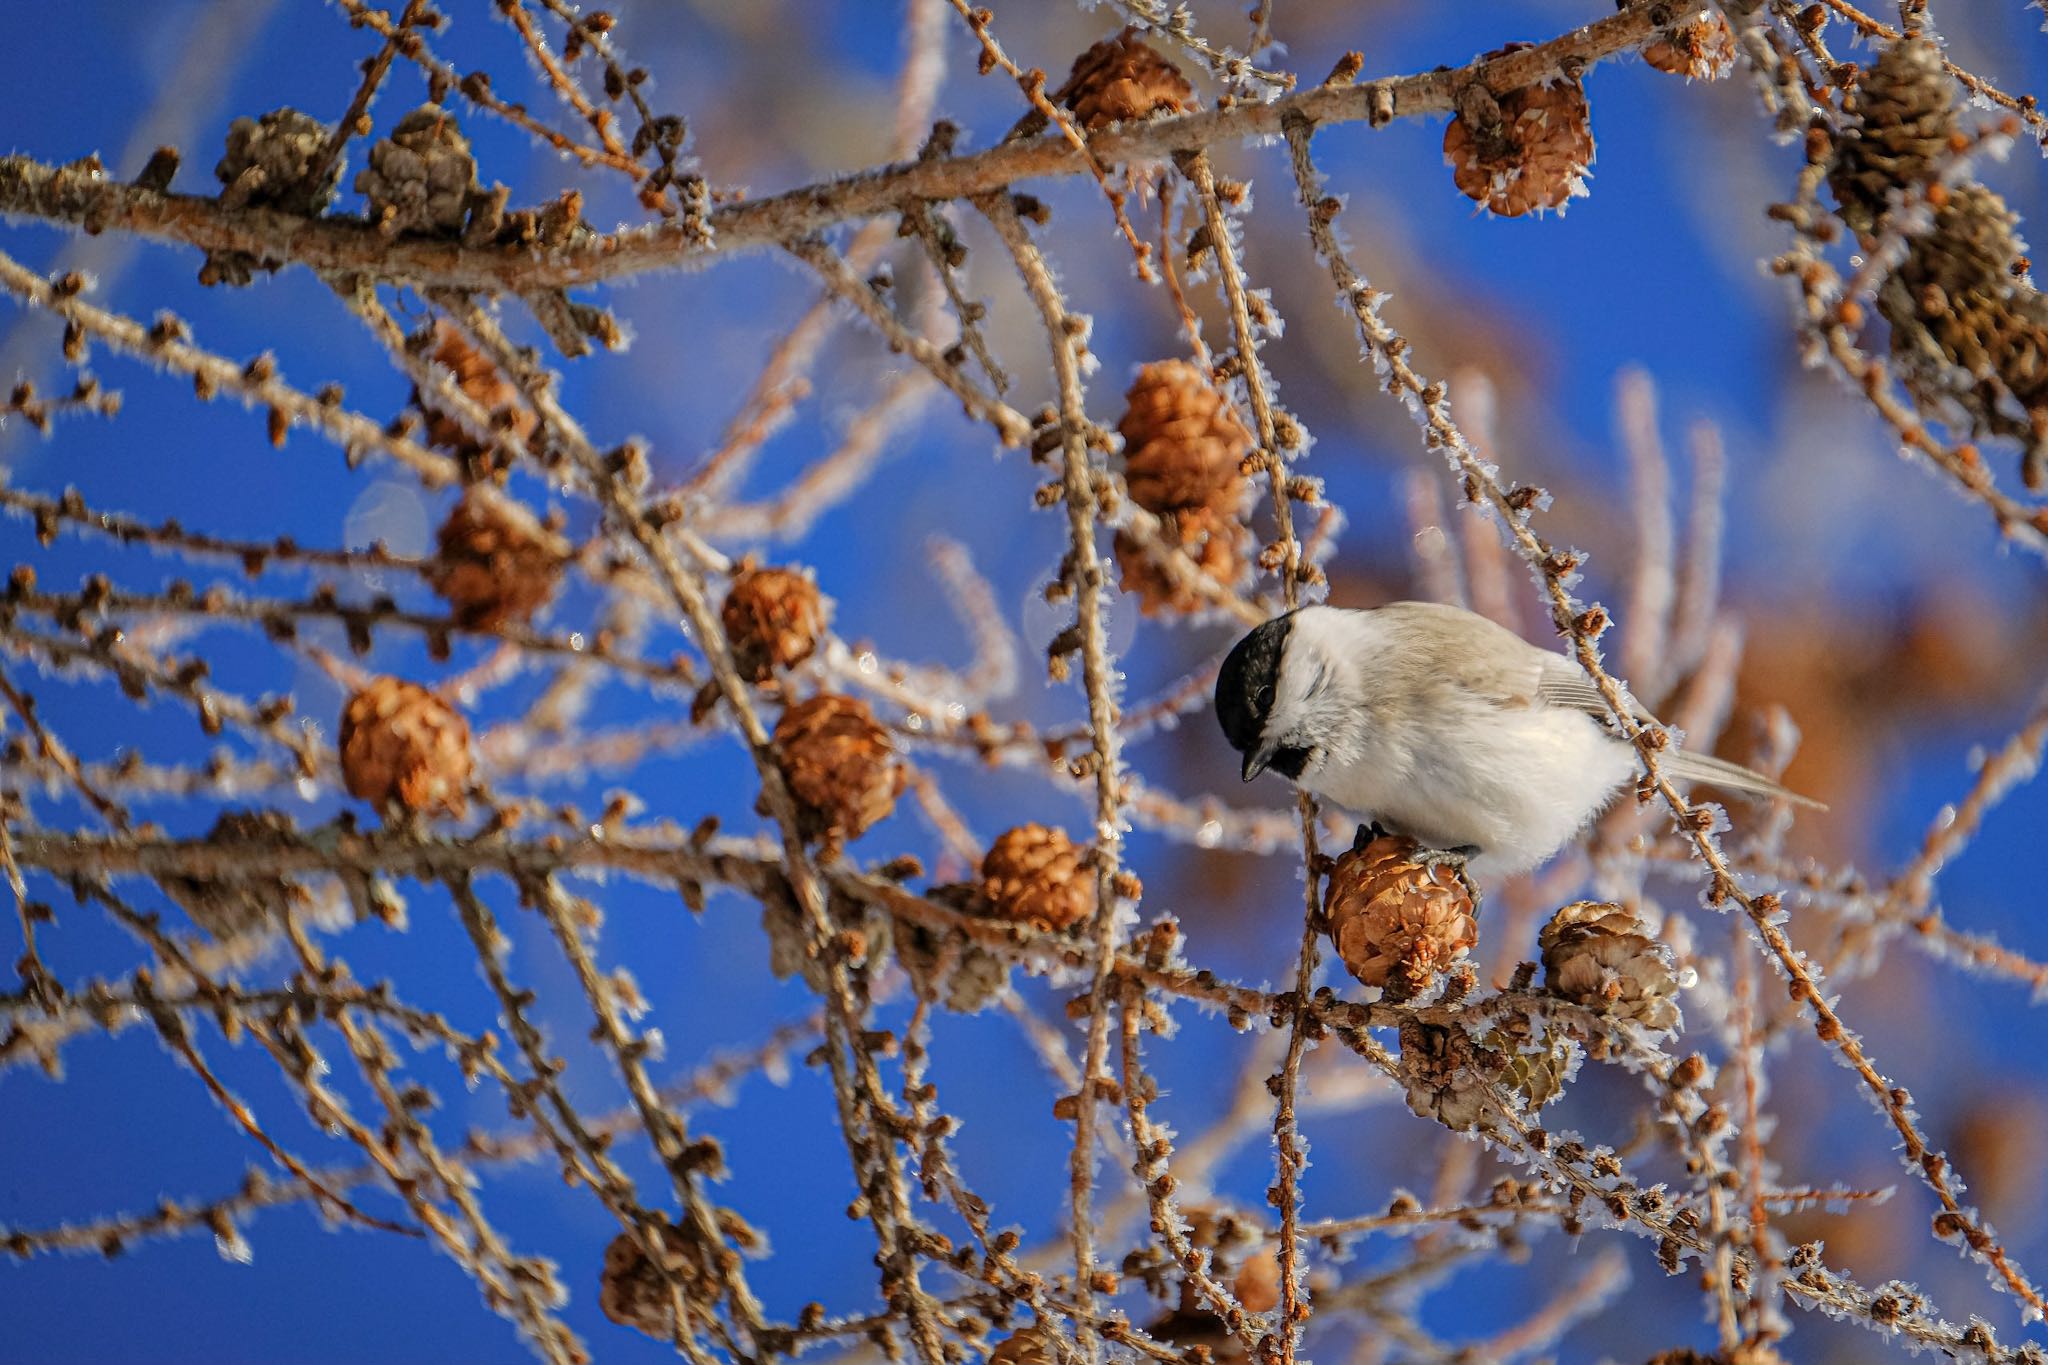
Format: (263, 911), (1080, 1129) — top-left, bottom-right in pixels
(356, 105), (480, 237)
(429, 486), (570, 629)
(988, 1329), (1055, 1365)
(162, 809), (310, 940)
(1398, 1018), (1489, 1133)
(1118, 360), (1252, 520)
(339, 677), (473, 819)
(900, 908), (1016, 1014)
(1642, 14), (1736, 82)
(1539, 900), (1683, 1031)
(1114, 508), (1244, 617)
(215, 108), (341, 216)
(1828, 37), (1958, 242)
(1325, 833), (1478, 1001)
(773, 694), (904, 841)
(1057, 29), (1193, 131)
(1442, 48), (1595, 218)
(1232, 1245), (1282, 1315)
(981, 823), (1095, 932)
(599, 1223), (714, 1340)
(415, 320), (537, 463)
(1881, 183), (2048, 478)
(721, 562), (828, 683)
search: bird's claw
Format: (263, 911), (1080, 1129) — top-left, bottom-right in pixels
(1415, 844), (1482, 906)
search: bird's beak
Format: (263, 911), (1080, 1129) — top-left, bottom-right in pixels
(1241, 746), (1273, 783)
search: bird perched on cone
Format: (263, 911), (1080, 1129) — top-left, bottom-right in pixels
(1215, 602), (1817, 879)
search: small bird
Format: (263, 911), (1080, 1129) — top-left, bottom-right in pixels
(1214, 601), (1818, 879)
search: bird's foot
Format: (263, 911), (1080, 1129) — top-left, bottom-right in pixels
(1415, 844), (1483, 907)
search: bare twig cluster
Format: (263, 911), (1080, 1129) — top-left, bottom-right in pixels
(3, 2), (2047, 1363)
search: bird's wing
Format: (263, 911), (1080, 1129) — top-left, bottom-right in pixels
(1532, 654), (1655, 723)
(1531, 655), (1826, 810)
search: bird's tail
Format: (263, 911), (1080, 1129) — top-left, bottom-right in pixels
(1660, 750), (1827, 812)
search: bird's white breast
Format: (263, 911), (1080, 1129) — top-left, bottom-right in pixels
(1301, 654), (1635, 877)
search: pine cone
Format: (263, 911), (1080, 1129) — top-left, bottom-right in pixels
(1642, 14), (1736, 82)
(429, 486), (570, 629)
(1057, 30), (1193, 131)
(988, 1329), (1054, 1365)
(1232, 1245), (1282, 1315)
(1118, 360), (1252, 520)
(945, 944), (1012, 1013)
(1325, 833), (1478, 1001)
(415, 320), (537, 464)
(356, 106), (480, 237)
(215, 108), (341, 216)
(1442, 48), (1595, 218)
(162, 809), (309, 940)
(721, 563), (828, 683)
(204, 108), (342, 286)
(599, 1223), (714, 1340)
(1398, 1018), (1489, 1133)
(1828, 37), (1958, 241)
(1478, 1012), (1574, 1113)
(980, 823), (1096, 931)
(902, 907), (1017, 1014)
(1539, 900), (1683, 1031)
(1114, 507), (1243, 616)
(339, 677), (473, 819)
(773, 694), (904, 841)
(1882, 184), (2048, 475)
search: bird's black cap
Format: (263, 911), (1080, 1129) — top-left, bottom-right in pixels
(1214, 611), (1296, 758)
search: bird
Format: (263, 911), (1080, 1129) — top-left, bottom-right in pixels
(1213, 601), (1818, 879)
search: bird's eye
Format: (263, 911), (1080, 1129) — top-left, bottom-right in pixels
(1256, 685), (1274, 711)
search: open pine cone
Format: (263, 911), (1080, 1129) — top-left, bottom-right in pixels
(1828, 37), (1958, 242)
(599, 1223), (714, 1341)
(215, 108), (341, 216)
(980, 823), (1095, 932)
(356, 105), (481, 237)
(1478, 1012), (1575, 1114)
(1057, 29), (1193, 131)
(1114, 507), (1243, 616)
(1325, 833), (1478, 1001)
(721, 562), (828, 683)
(1398, 1018), (1489, 1133)
(1442, 46), (1595, 218)
(773, 694), (904, 842)
(988, 1329), (1054, 1365)
(1641, 14), (1736, 82)
(1881, 184), (2048, 472)
(1539, 900), (1682, 1031)
(429, 486), (570, 629)
(339, 677), (472, 819)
